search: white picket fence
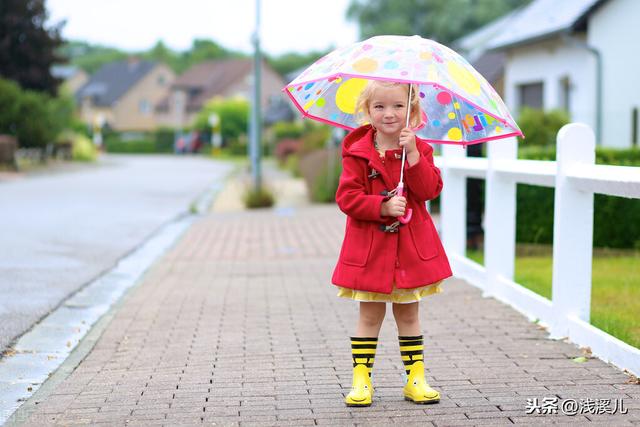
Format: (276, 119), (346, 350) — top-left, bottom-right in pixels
(434, 123), (640, 377)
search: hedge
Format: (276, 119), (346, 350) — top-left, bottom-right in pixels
(517, 146), (640, 249)
(105, 138), (158, 153)
(104, 128), (176, 153)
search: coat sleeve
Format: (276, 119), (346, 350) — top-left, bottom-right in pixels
(336, 155), (387, 222)
(403, 143), (443, 202)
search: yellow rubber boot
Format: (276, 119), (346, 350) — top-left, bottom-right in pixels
(345, 336), (377, 407)
(399, 335), (440, 404)
(345, 364), (373, 406)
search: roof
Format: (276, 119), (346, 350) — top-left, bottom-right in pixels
(471, 50), (506, 85)
(487, 0), (608, 50)
(454, 8), (522, 62)
(173, 58), (251, 89)
(157, 58), (254, 111)
(76, 59), (157, 106)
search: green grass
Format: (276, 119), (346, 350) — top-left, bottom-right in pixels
(466, 248), (640, 349)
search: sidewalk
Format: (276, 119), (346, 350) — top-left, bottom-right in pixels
(9, 163), (639, 426)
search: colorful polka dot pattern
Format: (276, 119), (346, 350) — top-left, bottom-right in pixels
(285, 35), (521, 144)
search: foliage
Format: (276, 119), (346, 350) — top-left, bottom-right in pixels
(0, 78), (22, 134)
(141, 41), (178, 72)
(64, 38), (246, 75)
(347, 0), (530, 45)
(61, 41), (128, 74)
(300, 121), (331, 153)
(70, 133), (98, 162)
(266, 50), (330, 77)
(518, 145), (640, 166)
(243, 185), (275, 209)
(0, 78), (74, 148)
(517, 107), (570, 146)
(516, 184), (555, 244)
(193, 97), (250, 145)
(105, 137), (157, 153)
(596, 147), (640, 166)
(272, 121), (305, 141)
(178, 39), (244, 74)
(104, 130), (176, 154)
(311, 154), (342, 203)
(0, 0), (66, 95)
(154, 127), (176, 152)
(283, 153), (302, 178)
(516, 149), (640, 249)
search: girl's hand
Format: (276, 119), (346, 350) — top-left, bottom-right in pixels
(381, 196), (407, 217)
(398, 128), (417, 155)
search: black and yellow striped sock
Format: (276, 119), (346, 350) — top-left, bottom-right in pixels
(399, 335), (424, 376)
(350, 337), (378, 377)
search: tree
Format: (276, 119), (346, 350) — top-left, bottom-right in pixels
(178, 39), (243, 73)
(267, 50), (331, 78)
(193, 97), (250, 144)
(143, 40), (180, 71)
(62, 41), (128, 74)
(0, 0), (66, 95)
(347, 0), (530, 45)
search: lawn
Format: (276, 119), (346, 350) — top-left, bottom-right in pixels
(466, 248), (640, 349)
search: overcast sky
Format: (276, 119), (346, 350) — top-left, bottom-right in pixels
(47, 0), (360, 56)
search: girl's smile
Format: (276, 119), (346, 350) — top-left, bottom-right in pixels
(368, 85), (409, 143)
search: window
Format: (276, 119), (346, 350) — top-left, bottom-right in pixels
(518, 82), (543, 110)
(139, 99), (151, 114)
(559, 76), (571, 115)
(633, 107), (638, 147)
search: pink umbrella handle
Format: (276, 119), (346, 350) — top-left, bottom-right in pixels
(396, 184), (413, 224)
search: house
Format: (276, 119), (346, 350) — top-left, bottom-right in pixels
(76, 59), (175, 132)
(155, 58), (290, 128)
(484, 0), (640, 148)
(51, 65), (89, 95)
(452, 9), (525, 97)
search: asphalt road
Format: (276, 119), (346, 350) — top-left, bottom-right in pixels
(0, 154), (233, 353)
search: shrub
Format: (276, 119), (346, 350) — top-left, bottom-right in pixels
(243, 185), (275, 208)
(71, 133), (98, 162)
(272, 121), (304, 141)
(300, 122), (331, 153)
(517, 108), (570, 146)
(275, 139), (301, 163)
(105, 137), (156, 153)
(0, 78), (75, 149)
(283, 153), (301, 177)
(311, 155), (342, 203)
(192, 97), (249, 146)
(154, 127), (176, 152)
(516, 147), (640, 249)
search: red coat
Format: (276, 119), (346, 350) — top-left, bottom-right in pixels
(331, 125), (452, 294)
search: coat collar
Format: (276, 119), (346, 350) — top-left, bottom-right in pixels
(343, 126), (398, 190)
(345, 125), (429, 190)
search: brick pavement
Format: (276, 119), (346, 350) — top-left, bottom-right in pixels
(12, 204), (640, 426)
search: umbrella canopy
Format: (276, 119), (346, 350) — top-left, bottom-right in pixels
(284, 35), (523, 145)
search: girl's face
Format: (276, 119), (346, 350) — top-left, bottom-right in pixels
(367, 85), (409, 138)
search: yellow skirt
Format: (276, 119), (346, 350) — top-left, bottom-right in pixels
(336, 280), (443, 304)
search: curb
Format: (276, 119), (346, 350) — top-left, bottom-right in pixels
(0, 167), (234, 426)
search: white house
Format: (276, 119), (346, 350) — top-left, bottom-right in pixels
(485, 0), (640, 148)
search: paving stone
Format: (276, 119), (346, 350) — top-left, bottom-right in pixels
(14, 205), (640, 425)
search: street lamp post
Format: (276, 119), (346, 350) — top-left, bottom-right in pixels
(209, 113), (221, 156)
(250, 0), (263, 190)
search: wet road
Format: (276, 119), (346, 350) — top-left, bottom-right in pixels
(0, 154), (233, 353)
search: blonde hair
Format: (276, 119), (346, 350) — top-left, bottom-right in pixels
(355, 80), (422, 128)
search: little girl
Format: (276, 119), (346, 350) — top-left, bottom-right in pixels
(331, 80), (452, 406)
